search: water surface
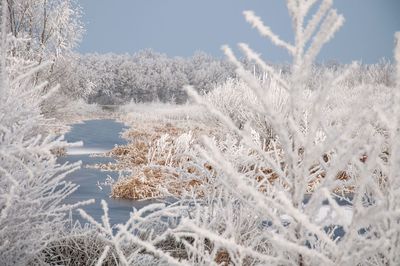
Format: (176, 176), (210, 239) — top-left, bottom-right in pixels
(59, 119), (158, 226)
(59, 119), (353, 240)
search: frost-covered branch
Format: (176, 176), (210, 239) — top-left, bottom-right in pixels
(243, 10), (295, 55)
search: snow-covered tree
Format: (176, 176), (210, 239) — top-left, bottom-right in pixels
(4, 0), (83, 64)
(1, 0), (90, 115)
(74, 51), (235, 105)
(0, 2), (88, 264)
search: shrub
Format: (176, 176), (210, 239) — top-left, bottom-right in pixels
(176, 1), (400, 265)
(0, 4), (87, 264)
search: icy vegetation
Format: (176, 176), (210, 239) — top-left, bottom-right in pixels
(0, 63), (84, 264)
(74, 51), (236, 105)
(69, 51), (394, 106)
(95, 1), (400, 265)
(1, 0), (400, 265)
(0, 1), (93, 264)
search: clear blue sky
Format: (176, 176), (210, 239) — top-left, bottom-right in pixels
(77, 0), (400, 63)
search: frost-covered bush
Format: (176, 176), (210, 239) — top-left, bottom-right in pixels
(174, 1), (400, 265)
(205, 63), (394, 145)
(204, 77), (288, 143)
(0, 4), (88, 265)
(32, 223), (120, 265)
(76, 200), (188, 265)
(0, 59), (87, 264)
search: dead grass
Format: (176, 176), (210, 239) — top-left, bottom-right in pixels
(112, 175), (161, 200)
(249, 152), (375, 195)
(51, 146), (67, 156)
(95, 120), (216, 200)
(103, 110), (378, 200)
(111, 164), (209, 200)
(215, 249), (232, 265)
(105, 120), (362, 200)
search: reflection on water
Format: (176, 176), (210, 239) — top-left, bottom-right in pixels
(59, 119), (159, 226)
(66, 147), (109, 155)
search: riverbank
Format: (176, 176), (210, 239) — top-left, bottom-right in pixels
(92, 103), (221, 200)
(48, 101), (120, 135)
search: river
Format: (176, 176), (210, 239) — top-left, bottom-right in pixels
(58, 119), (157, 226)
(58, 119), (351, 239)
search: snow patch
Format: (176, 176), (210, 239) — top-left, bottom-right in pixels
(66, 147), (109, 155)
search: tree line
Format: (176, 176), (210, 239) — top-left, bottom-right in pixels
(69, 50), (236, 105)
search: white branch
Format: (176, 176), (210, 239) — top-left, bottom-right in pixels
(243, 10), (296, 55)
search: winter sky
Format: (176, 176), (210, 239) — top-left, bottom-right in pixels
(77, 0), (400, 63)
